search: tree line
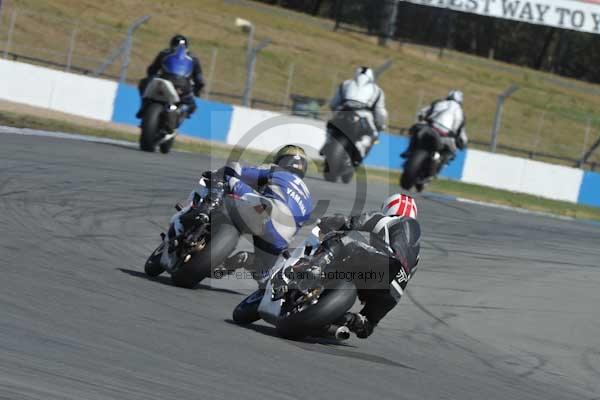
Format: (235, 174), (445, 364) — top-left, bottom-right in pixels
(255, 0), (600, 83)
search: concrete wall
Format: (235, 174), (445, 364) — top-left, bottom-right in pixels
(461, 150), (584, 202)
(0, 59), (117, 121)
(0, 59), (596, 208)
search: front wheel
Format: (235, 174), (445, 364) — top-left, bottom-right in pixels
(140, 103), (163, 152)
(144, 243), (166, 277)
(276, 279), (357, 339)
(232, 289), (264, 325)
(400, 149), (429, 191)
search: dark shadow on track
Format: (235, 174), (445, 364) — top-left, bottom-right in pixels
(225, 319), (355, 347)
(224, 319), (416, 369)
(117, 268), (246, 295)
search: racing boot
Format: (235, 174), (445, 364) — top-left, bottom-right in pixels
(223, 251), (253, 271)
(135, 99), (150, 119)
(216, 251), (254, 280)
(338, 312), (374, 339)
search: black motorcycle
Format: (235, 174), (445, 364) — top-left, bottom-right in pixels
(321, 111), (376, 184)
(400, 124), (452, 192)
(144, 179), (240, 288)
(232, 228), (371, 340)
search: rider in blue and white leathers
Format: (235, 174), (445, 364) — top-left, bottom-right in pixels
(161, 145), (312, 286)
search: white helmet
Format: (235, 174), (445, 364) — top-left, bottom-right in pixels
(381, 193), (418, 219)
(354, 66), (374, 85)
(447, 90), (464, 104)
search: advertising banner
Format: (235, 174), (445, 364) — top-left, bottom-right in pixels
(401, 0), (600, 34)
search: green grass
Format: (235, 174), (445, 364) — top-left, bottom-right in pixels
(2, 109), (599, 222)
(3, 0), (600, 166)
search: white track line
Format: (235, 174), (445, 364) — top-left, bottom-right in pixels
(0, 125), (137, 148)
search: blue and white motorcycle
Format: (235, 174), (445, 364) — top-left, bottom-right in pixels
(139, 44), (194, 153)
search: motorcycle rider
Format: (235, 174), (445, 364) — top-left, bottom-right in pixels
(303, 193), (420, 339)
(402, 89), (468, 162)
(327, 66), (389, 164)
(160, 145), (313, 287)
(136, 34), (205, 119)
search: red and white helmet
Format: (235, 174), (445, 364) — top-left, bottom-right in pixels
(381, 193), (418, 219)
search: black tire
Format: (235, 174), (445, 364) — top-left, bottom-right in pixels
(400, 149), (429, 191)
(276, 279), (357, 339)
(232, 289), (264, 325)
(144, 243), (166, 277)
(170, 214), (240, 289)
(323, 160), (337, 183)
(159, 138), (174, 154)
(341, 170), (354, 184)
(323, 138), (351, 183)
(140, 103), (163, 152)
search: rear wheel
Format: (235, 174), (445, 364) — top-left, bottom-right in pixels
(323, 160), (337, 182)
(159, 137), (175, 154)
(144, 243), (166, 277)
(140, 103), (163, 152)
(341, 170), (354, 184)
(400, 149), (429, 191)
(170, 214), (240, 289)
(276, 279), (357, 339)
(323, 137), (352, 183)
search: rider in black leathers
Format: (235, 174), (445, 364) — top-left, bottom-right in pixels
(310, 193), (421, 339)
(136, 34), (205, 119)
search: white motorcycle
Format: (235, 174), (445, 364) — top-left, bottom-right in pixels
(232, 227), (358, 340)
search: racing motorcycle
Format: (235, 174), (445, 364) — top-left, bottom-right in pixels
(143, 177), (241, 289)
(232, 227), (358, 340)
(400, 123), (452, 192)
(139, 44), (194, 153)
(321, 110), (377, 184)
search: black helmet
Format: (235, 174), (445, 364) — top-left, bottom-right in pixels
(170, 34), (189, 49)
(273, 145), (308, 178)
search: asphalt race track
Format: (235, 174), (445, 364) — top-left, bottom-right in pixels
(1, 131), (600, 400)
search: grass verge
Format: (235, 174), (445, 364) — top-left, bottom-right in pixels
(1, 109), (599, 222)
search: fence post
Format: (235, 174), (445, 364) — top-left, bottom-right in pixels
(578, 135), (600, 168)
(242, 38), (270, 107)
(119, 15), (150, 84)
(0, 0), (4, 33)
(3, 9), (17, 59)
(580, 117), (592, 162)
(204, 47), (218, 100)
(490, 84), (519, 152)
(415, 89), (424, 117)
(531, 110), (545, 159)
(281, 62), (295, 112)
(65, 25), (78, 72)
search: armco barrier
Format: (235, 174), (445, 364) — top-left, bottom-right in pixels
(578, 171), (600, 207)
(0, 59), (117, 121)
(0, 58), (596, 208)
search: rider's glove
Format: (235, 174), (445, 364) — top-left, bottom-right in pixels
(318, 214), (350, 233)
(201, 163), (242, 186)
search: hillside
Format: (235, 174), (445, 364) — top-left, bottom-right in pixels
(2, 0), (600, 166)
